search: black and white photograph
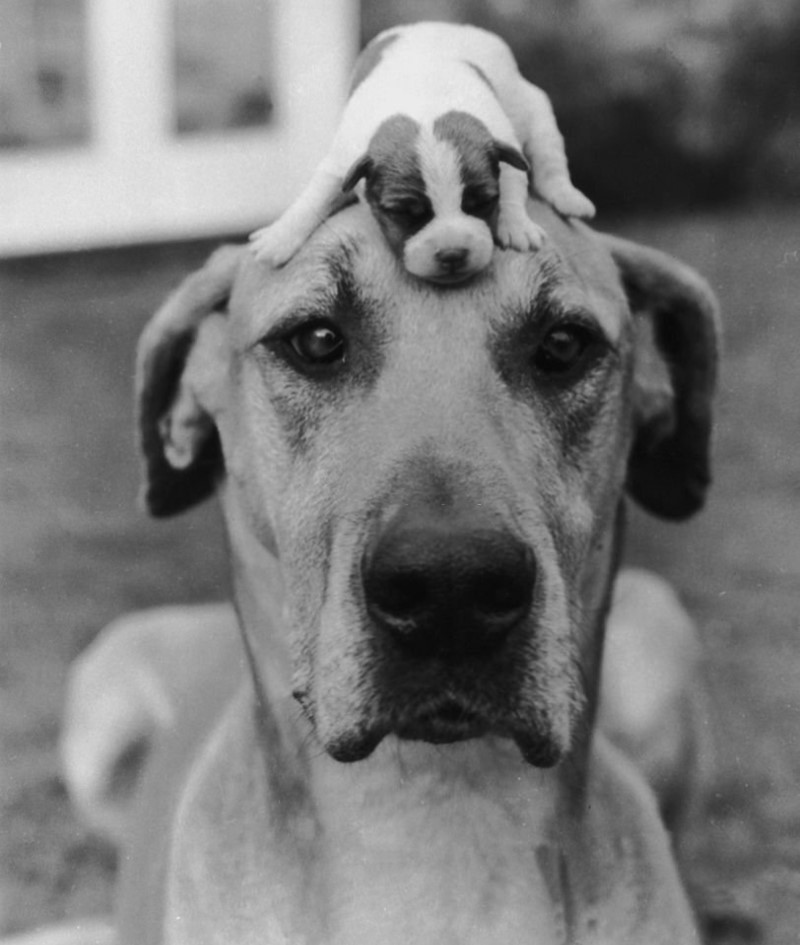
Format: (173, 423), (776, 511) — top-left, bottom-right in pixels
(1, 1), (799, 942)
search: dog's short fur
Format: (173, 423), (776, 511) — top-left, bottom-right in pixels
(250, 23), (594, 284)
(60, 603), (241, 847)
(110, 198), (718, 944)
(599, 568), (711, 837)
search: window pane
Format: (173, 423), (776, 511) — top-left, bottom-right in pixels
(173, 0), (274, 135)
(0, 0), (90, 149)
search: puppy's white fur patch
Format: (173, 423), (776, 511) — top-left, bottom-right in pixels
(416, 128), (464, 217)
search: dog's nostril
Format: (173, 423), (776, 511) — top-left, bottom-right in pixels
(471, 571), (531, 617)
(372, 572), (429, 619)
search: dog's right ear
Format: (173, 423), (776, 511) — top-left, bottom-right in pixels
(136, 245), (244, 517)
(493, 140), (529, 173)
(342, 154), (374, 192)
(604, 235), (720, 521)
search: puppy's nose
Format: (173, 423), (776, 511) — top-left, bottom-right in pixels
(363, 512), (535, 660)
(435, 247), (469, 270)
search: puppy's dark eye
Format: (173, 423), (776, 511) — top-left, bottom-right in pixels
(383, 200), (431, 224)
(462, 192), (499, 219)
(286, 322), (346, 367)
(533, 325), (594, 376)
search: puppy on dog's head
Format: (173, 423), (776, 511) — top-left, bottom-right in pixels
(342, 111), (529, 285)
(249, 23), (594, 281)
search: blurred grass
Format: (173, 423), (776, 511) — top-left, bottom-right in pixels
(619, 209), (800, 940)
(1, 212), (800, 939)
(0, 242), (231, 931)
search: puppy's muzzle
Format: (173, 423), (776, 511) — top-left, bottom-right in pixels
(434, 246), (470, 278)
(363, 505), (535, 661)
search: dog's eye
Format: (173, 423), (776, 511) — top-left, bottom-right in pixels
(287, 322), (346, 367)
(462, 192), (498, 219)
(533, 325), (594, 376)
(383, 200), (431, 224)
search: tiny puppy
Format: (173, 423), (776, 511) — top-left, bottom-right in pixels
(250, 22), (595, 284)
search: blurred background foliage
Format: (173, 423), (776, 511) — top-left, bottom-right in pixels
(362, 0), (800, 214)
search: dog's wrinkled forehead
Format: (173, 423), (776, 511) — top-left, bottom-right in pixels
(232, 204), (627, 343)
(233, 237), (365, 345)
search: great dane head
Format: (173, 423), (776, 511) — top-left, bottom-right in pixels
(137, 201), (717, 770)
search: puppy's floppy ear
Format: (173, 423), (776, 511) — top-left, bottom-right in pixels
(136, 245), (244, 517)
(493, 140), (529, 173)
(342, 154), (374, 192)
(605, 234), (720, 520)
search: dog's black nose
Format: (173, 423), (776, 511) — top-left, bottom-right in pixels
(435, 247), (469, 270)
(363, 511), (534, 660)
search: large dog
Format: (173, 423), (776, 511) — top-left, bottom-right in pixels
(113, 198), (717, 944)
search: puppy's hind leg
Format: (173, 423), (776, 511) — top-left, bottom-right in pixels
(250, 164), (344, 267)
(512, 82), (596, 220)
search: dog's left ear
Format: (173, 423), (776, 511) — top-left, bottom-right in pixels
(342, 154), (374, 192)
(493, 140), (529, 173)
(136, 245), (244, 517)
(605, 234), (720, 520)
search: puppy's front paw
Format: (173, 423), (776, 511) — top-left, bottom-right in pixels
(539, 182), (596, 220)
(495, 209), (546, 253)
(249, 224), (303, 267)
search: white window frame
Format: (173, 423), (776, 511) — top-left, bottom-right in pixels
(1, 0), (359, 256)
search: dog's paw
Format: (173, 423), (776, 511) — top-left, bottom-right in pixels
(495, 210), (546, 253)
(539, 181), (596, 220)
(249, 224), (303, 267)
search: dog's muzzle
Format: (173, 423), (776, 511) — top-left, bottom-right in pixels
(357, 498), (542, 753)
(404, 216), (494, 284)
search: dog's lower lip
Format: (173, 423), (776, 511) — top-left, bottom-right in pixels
(326, 732), (383, 763)
(397, 702), (488, 743)
(514, 732), (562, 768)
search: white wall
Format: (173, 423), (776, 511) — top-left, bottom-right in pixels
(0, 0), (359, 256)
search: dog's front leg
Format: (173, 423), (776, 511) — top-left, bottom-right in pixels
(514, 82), (596, 220)
(250, 163), (344, 266)
(495, 164), (547, 251)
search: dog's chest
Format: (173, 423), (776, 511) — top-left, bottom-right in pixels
(312, 742), (570, 945)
